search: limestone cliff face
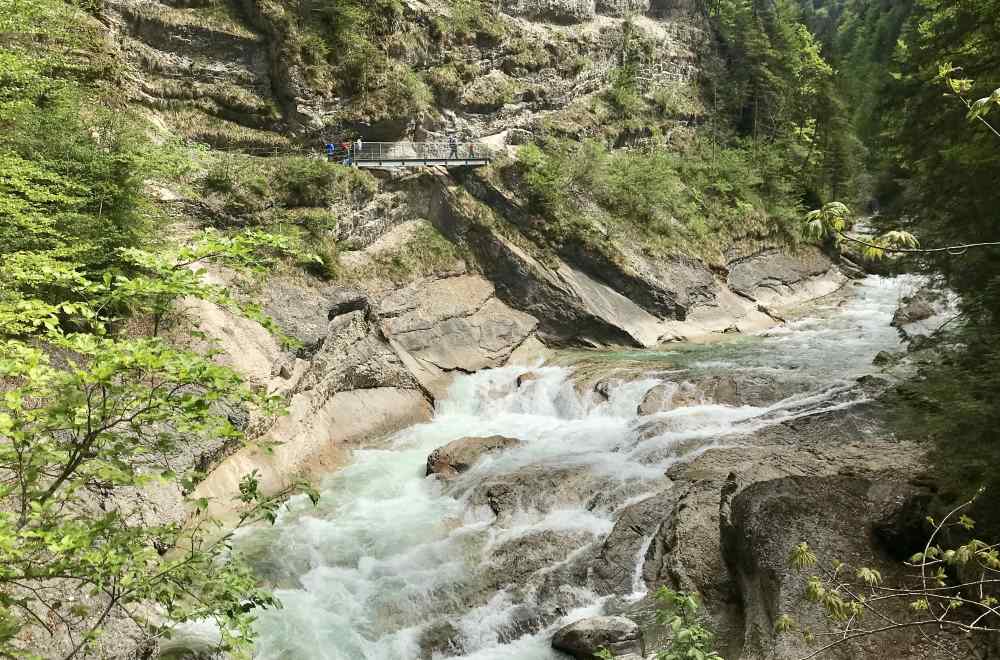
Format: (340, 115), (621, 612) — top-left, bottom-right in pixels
(104, 0), (709, 141)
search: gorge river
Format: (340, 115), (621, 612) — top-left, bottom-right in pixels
(236, 274), (926, 660)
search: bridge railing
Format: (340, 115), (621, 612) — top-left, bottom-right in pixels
(352, 141), (494, 162)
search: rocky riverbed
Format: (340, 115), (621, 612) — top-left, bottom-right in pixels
(218, 274), (960, 660)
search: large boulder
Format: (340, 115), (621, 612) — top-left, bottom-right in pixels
(727, 247), (842, 305)
(551, 616), (644, 658)
(636, 382), (703, 415)
(633, 387), (964, 658)
(486, 529), (596, 589)
(720, 475), (959, 659)
(378, 275), (538, 373)
(426, 435), (522, 478)
(890, 286), (949, 340)
(417, 621), (462, 659)
(589, 491), (673, 594)
(891, 294), (936, 327)
(466, 465), (646, 518)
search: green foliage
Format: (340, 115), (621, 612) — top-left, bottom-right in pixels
(200, 154), (378, 280)
(514, 136), (801, 262)
(802, 201), (919, 259)
(802, 201), (850, 240)
(786, 497), (1000, 653)
(202, 154), (375, 218)
(424, 62), (482, 105)
(0, 230), (306, 655)
(790, 541), (818, 569)
(431, 0), (506, 45)
(0, 1), (317, 653)
(292, 0), (436, 120)
(341, 221), (463, 284)
(606, 63), (644, 120)
(653, 588), (723, 660)
(709, 0), (860, 203)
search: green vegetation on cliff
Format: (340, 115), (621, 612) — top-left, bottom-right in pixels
(0, 1), (312, 655)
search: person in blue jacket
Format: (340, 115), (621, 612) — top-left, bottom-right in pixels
(325, 141), (336, 162)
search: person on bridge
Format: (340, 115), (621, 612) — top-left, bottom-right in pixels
(355, 138), (363, 157)
(448, 135), (458, 158)
(340, 140), (352, 165)
(325, 141), (335, 162)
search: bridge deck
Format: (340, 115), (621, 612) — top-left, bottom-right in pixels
(346, 141), (494, 169)
(354, 158), (491, 169)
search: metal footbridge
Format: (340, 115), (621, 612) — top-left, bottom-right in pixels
(346, 141), (494, 169)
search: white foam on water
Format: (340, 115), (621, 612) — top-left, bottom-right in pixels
(242, 275), (922, 659)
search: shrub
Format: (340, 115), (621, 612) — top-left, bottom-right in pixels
(513, 136), (802, 258)
(202, 156), (376, 218)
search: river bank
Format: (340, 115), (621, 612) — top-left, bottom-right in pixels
(223, 273), (951, 660)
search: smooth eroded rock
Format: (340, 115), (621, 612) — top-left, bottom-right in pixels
(426, 435), (522, 478)
(590, 491), (674, 594)
(517, 371), (544, 387)
(378, 275), (538, 372)
(467, 465), (642, 518)
(551, 616), (644, 658)
(636, 382), (703, 415)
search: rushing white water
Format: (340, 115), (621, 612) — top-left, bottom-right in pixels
(236, 275), (929, 660)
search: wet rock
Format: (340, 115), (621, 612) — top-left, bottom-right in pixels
(468, 466), (640, 518)
(417, 621), (462, 659)
(590, 491), (674, 594)
(594, 379), (615, 401)
(517, 371), (544, 387)
(637, 373), (796, 416)
(551, 616), (644, 658)
(497, 604), (545, 644)
(426, 435), (522, 478)
(487, 529), (596, 589)
(636, 382), (703, 415)
(891, 290), (938, 328)
(856, 374), (891, 393)
(873, 350), (900, 367)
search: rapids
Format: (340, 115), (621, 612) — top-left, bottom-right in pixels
(236, 275), (927, 659)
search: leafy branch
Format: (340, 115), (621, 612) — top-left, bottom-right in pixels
(781, 492), (1000, 659)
